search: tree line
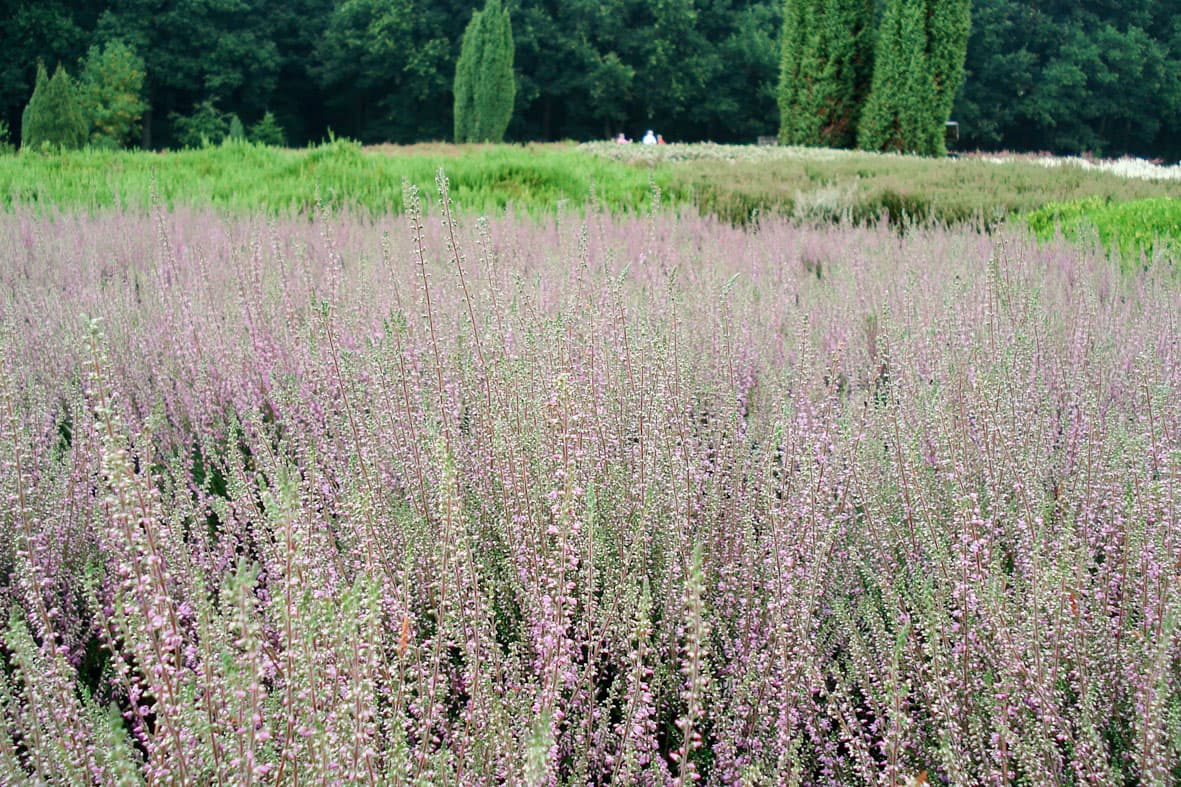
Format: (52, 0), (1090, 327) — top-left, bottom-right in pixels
(2, 0), (1179, 158)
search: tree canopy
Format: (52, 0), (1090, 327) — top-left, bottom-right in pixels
(1, 0), (1179, 158)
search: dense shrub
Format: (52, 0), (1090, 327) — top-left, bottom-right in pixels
(20, 63), (88, 151)
(248, 111), (286, 147)
(169, 100), (231, 148)
(77, 41), (148, 149)
(1026, 196), (1181, 271)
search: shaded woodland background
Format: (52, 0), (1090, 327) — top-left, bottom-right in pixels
(3, 0), (1180, 157)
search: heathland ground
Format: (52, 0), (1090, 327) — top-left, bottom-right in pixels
(0, 143), (1179, 782)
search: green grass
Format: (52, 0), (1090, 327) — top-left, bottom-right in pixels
(5, 140), (1181, 233)
(1026, 196), (1181, 269)
(0, 139), (680, 215)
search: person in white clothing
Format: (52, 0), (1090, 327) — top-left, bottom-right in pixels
(642, 129), (657, 145)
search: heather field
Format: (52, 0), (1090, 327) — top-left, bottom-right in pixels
(1, 185), (1180, 784)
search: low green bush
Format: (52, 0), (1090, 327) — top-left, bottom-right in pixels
(1026, 197), (1181, 270)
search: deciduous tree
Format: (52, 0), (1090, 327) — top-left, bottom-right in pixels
(77, 40), (147, 148)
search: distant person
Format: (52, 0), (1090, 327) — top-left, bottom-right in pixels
(615, 132), (631, 144)
(657, 134), (666, 145)
(642, 129), (656, 145)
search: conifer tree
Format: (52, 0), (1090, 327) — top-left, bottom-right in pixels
(924, 0), (971, 127)
(779, 0), (875, 148)
(21, 63), (88, 151)
(857, 0), (940, 154)
(453, 6), (480, 144)
(19, 63), (50, 150)
(777, 0), (807, 144)
(454, 0), (516, 143)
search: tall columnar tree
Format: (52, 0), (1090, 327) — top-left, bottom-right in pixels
(454, 0), (516, 143)
(857, 0), (941, 154)
(777, 0), (808, 144)
(21, 62), (88, 150)
(19, 63), (50, 149)
(779, 0), (875, 147)
(924, 0), (971, 132)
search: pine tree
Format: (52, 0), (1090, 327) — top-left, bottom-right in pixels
(248, 111), (286, 147)
(227, 114), (246, 142)
(857, 0), (940, 154)
(779, 0), (875, 148)
(19, 63), (50, 150)
(857, 0), (970, 155)
(21, 63), (88, 151)
(924, 0), (971, 127)
(454, 0), (516, 143)
(777, 0), (807, 144)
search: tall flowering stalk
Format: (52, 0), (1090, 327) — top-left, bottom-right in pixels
(0, 201), (1178, 782)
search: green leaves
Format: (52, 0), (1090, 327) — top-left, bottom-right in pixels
(782, 0), (965, 156)
(77, 40), (147, 149)
(954, 0), (1181, 157)
(315, 0), (453, 143)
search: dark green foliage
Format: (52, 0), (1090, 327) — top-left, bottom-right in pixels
(95, 0), (281, 147)
(925, 0), (970, 126)
(0, 0), (1179, 155)
(510, 0), (780, 143)
(77, 40), (147, 149)
(21, 63), (88, 150)
(778, 0), (875, 148)
(454, 0), (516, 143)
(226, 114), (245, 142)
(248, 111), (285, 147)
(858, 0), (941, 154)
(955, 0), (1181, 157)
(704, 3), (783, 142)
(314, 0), (455, 143)
(632, 0), (718, 131)
(169, 100), (229, 148)
(0, 2), (94, 148)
